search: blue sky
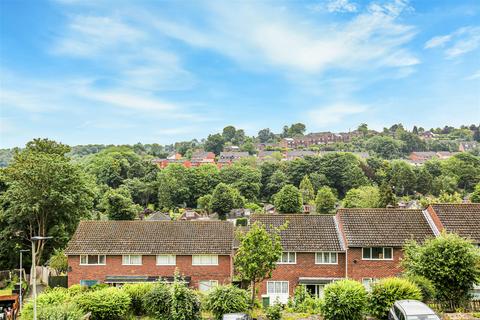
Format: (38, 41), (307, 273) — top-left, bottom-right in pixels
(1, 0), (479, 148)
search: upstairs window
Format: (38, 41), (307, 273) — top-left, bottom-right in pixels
(277, 252), (296, 264)
(362, 247), (393, 260)
(80, 255), (106, 265)
(192, 255), (218, 266)
(315, 252), (338, 264)
(156, 255), (176, 266)
(122, 255), (142, 265)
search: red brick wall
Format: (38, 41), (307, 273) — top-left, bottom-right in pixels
(257, 252), (346, 297)
(347, 248), (403, 281)
(68, 255), (232, 289)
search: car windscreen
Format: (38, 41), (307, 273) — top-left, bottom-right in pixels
(407, 315), (440, 320)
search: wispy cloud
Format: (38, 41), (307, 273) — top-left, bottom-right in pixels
(425, 26), (480, 58)
(308, 103), (368, 127)
(145, 0), (418, 74)
(309, 0), (358, 13)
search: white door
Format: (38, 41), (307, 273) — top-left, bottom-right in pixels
(267, 281), (289, 304)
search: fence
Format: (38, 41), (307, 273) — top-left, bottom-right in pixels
(430, 300), (480, 312)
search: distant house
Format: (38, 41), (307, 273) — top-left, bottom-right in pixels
(147, 212), (171, 221)
(264, 204), (275, 214)
(409, 151), (437, 162)
(257, 150), (282, 161)
(152, 158), (192, 169)
(179, 210), (202, 221)
(223, 145), (240, 152)
(435, 151), (455, 159)
(459, 141), (479, 152)
(285, 150), (317, 160)
(218, 152), (249, 165)
(280, 131), (364, 149)
(420, 131), (436, 140)
(190, 151), (216, 167)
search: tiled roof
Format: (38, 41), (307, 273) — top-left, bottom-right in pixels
(250, 214), (343, 252)
(65, 220), (234, 255)
(430, 204), (480, 243)
(337, 208), (434, 247)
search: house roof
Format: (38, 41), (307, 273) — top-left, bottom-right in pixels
(337, 208), (435, 247)
(429, 204), (480, 243)
(65, 220), (234, 255)
(250, 214), (344, 252)
(147, 212), (171, 221)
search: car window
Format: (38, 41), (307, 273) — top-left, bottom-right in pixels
(407, 315), (440, 320)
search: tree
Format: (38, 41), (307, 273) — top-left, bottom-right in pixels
(197, 194), (213, 213)
(471, 183), (480, 202)
(315, 187), (337, 214)
(378, 182), (396, 208)
(101, 187), (140, 220)
(265, 170), (288, 201)
(234, 221), (284, 304)
(259, 162), (282, 200)
(220, 164), (261, 202)
(48, 249), (68, 275)
(299, 175), (315, 204)
(284, 158), (309, 187)
(415, 167), (433, 195)
(157, 164), (191, 209)
(365, 136), (403, 159)
(274, 184), (303, 213)
(204, 134), (225, 155)
(222, 126), (237, 142)
(282, 123), (306, 138)
(357, 123), (368, 137)
(210, 183), (238, 218)
(343, 186), (380, 208)
(257, 128), (275, 143)
(188, 164), (220, 205)
(402, 232), (480, 309)
(388, 160), (416, 196)
(399, 131), (426, 154)
(0, 139), (95, 267)
(443, 153), (480, 192)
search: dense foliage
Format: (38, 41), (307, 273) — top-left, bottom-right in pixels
(402, 232), (480, 309)
(274, 184), (303, 213)
(122, 282), (155, 315)
(368, 277), (422, 319)
(75, 287), (131, 320)
(322, 279), (367, 320)
(204, 285), (250, 320)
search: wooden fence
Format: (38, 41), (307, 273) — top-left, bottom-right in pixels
(430, 300), (480, 312)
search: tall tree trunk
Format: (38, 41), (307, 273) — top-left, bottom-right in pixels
(251, 280), (256, 307)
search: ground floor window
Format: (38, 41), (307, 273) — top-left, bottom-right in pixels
(362, 278), (377, 291)
(267, 281), (289, 295)
(80, 280), (99, 287)
(305, 284), (327, 298)
(198, 280), (219, 292)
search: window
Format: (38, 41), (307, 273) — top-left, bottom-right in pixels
(267, 281), (289, 295)
(80, 280), (99, 287)
(80, 255), (106, 265)
(315, 252), (338, 264)
(277, 252), (296, 264)
(362, 278), (377, 291)
(122, 255), (142, 265)
(362, 247), (393, 260)
(198, 280), (218, 292)
(192, 255), (218, 266)
(156, 255), (176, 265)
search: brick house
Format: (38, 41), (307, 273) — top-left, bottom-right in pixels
(250, 215), (345, 302)
(336, 208), (435, 289)
(65, 220), (234, 291)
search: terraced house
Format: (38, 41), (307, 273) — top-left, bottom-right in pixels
(65, 204), (480, 301)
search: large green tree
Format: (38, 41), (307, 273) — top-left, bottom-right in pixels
(220, 164), (261, 202)
(343, 185), (380, 208)
(365, 136), (403, 159)
(101, 187), (140, 220)
(388, 160), (416, 196)
(234, 221), (284, 304)
(274, 184), (303, 213)
(315, 186), (337, 214)
(210, 183), (240, 218)
(157, 164), (191, 209)
(402, 233), (480, 309)
(299, 175), (315, 204)
(204, 134), (225, 156)
(0, 139), (95, 267)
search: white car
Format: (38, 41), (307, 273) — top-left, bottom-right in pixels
(222, 313), (251, 320)
(388, 300), (440, 320)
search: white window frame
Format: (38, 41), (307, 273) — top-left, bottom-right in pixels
(80, 255), (106, 266)
(198, 280), (219, 292)
(192, 255), (219, 266)
(156, 254), (176, 266)
(362, 247), (393, 261)
(315, 252), (338, 265)
(267, 281), (289, 295)
(122, 255), (143, 265)
(362, 278), (377, 291)
(277, 252), (296, 264)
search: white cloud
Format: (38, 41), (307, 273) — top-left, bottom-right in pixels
(465, 70), (480, 80)
(425, 26), (480, 58)
(308, 103), (368, 127)
(144, 0), (417, 74)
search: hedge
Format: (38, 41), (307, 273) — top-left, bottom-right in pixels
(204, 285), (250, 320)
(322, 279), (367, 320)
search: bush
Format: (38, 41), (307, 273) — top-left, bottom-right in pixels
(322, 279), (367, 320)
(368, 277), (422, 319)
(21, 288), (73, 320)
(265, 302), (282, 320)
(236, 217), (248, 226)
(143, 283), (171, 320)
(204, 285), (250, 320)
(75, 287), (131, 320)
(68, 284), (89, 296)
(405, 275), (436, 303)
(289, 285), (322, 313)
(170, 281), (201, 320)
(36, 303), (84, 320)
(122, 282), (155, 315)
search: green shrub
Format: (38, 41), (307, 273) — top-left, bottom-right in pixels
(68, 284), (89, 296)
(170, 281), (201, 320)
(204, 285), (250, 320)
(143, 283), (172, 320)
(36, 303), (84, 320)
(368, 277), (422, 320)
(289, 285), (322, 314)
(265, 303), (282, 320)
(21, 288), (73, 320)
(405, 275), (436, 303)
(90, 283), (110, 291)
(75, 287), (131, 320)
(122, 282), (155, 315)
(236, 217), (248, 226)
(322, 279), (367, 320)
